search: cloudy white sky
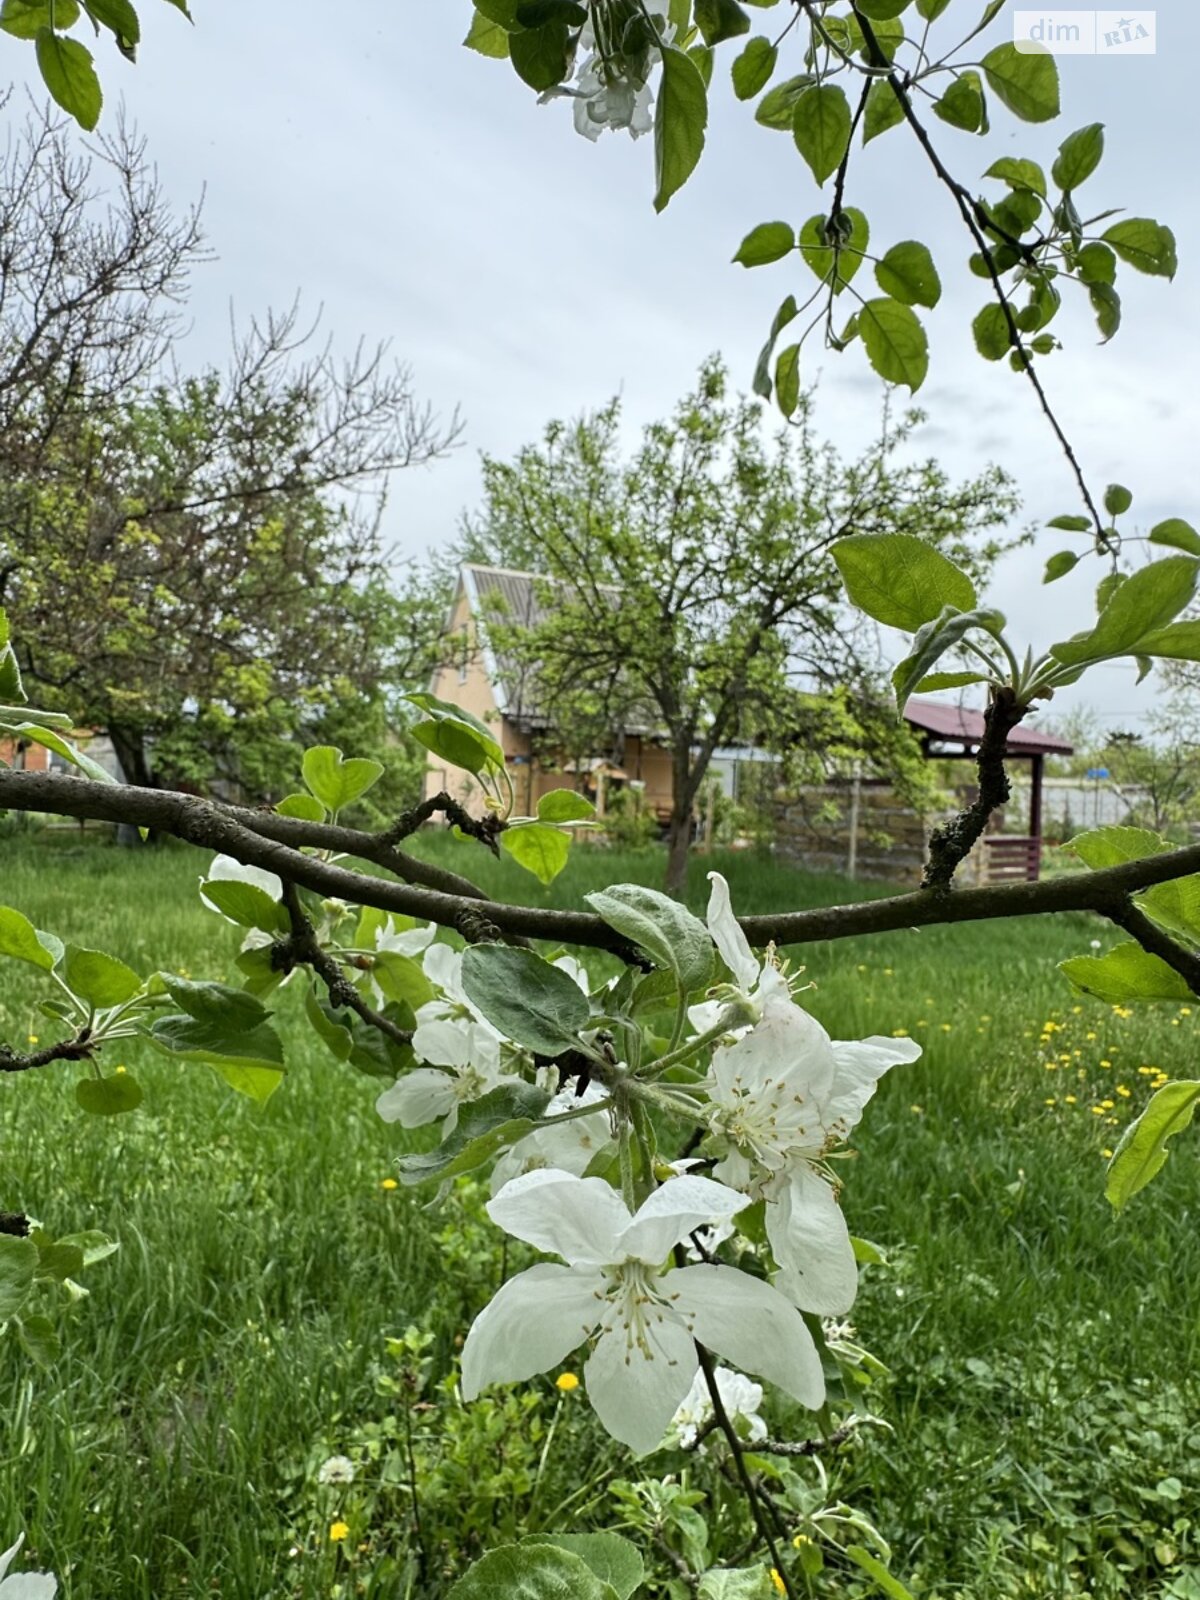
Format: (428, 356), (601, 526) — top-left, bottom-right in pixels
(8, 1), (1197, 735)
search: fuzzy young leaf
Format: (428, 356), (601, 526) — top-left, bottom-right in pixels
(521, 1535), (644, 1599)
(460, 945), (590, 1055)
(858, 297), (928, 390)
(731, 35), (776, 99)
(585, 882), (713, 992)
(698, 1570), (775, 1598)
(0, 1235), (37, 1319)
(500, 821), (571, 884)
(398, 1082), (553, 1186)
(874, 240), (941, 308)
(792, 84), (852, 185)
(655, 45), (708, 213)
(981, 41), (1059, 123)
(447, 1544), (616, 1600)
(1105, 1081), (1200, 1209)
(891, 606), (1005, 710)
(833, 533), (977, 632)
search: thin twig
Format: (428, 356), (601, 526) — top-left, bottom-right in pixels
(922, 687), (1026, 889)
(278, 881), (413, 1046)
(0, 1031), (94, 1074)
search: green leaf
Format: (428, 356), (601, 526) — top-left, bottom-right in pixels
(399, 1081), (554, 1187)
(275, 791), (326, 822)
(15, 1313), (59, 1369)
(1089, 282), (1121, 341)
(754, 73), (813, 131)
(474, 0), (523, 24)
(1044, 550), (1079, 582)
(514, 0), (586, 23)
(913, 670), (989, 692)
(1104, 483), (1132, 516)
(844, 1546), (916, 1600)
(2, 722), (114, 783)
(448, 1544), (616, 1600)
(522, 1535), (644, 1598)
(731, 35), (776, 100)
(698, 1570), (775, 1599)
(972, 302), (1012, 360)
(32, 1234), (84, 1283)
(854, 0), (911, 17)
(501, 821), (571, 884)
(537, 789), (595, 822)
(405, 692), (504, 777)
(1075, 242), (1115, 285)
(509, 19), (572, 89)
(160, 976), (273, 1031)
(57, 1229), (118, 1268)
(1, 0), (79, 39)
(1131, 620), (1200, 661)
(733, 220), (794, 267)
(1102, 218), (1177, 279)
(863, 78), (904, 144)
(1052, 122), (1103, 190)
(61, 946), (142, 1009)
(1050, 556), (1199, 667)
(798, 208), (868, 293)
(464, 6), (511, 54)
(460, 945), (590, 1055)
(1069, 824), (1200, 942)
(76, 1073), (144, 1116)
(0, 644), (23, 703)
(0, 1235), (37, 1318)
(694, 0), (749, 45)
(915, 0), (951, 16)
(983, 155), (1046, 197)
(199, 878), (289, 935)
(301, 746), (384, 813)
(833, 533), (977, 632)
(751, 294), (798, 399)
(584, 883), (713, 992)
(857, 298), (928, 390)
(1105, 1081), (1200, 1209)
(1059, 942), (1192, 1004)
(981, 41), (1059, 123)
(1047, 514), (1091, 532)
(792, 83), (851, 185)
(35, 28), (102, 130)
(775, 343), (801, 419)
(654, 45), (708, 213)
(891, 606), (1006, 710)
(0, 906), (56, 971)
(1148, 519), (1200, 557)
(874, 240), (941, 308)
(932, 70), (985, 133)
(148, 980), (284, 1095)
(84, 0), (139, 41)
(372, 951), (435, 1011)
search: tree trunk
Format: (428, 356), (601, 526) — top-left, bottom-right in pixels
(107, 724), (152, 789)
(664, 808), (693, 897)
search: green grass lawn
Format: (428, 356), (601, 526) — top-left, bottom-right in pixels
(0, 831), (1197, 1598)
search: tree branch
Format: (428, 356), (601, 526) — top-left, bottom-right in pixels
(0, 1031), (95, 1074)
(276, 881), (413, 1047)
(922, 687), (1025, 889)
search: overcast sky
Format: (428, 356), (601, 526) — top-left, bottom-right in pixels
(8, 1), (1197, 736)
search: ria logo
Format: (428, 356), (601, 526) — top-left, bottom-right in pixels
(1013, 10), (1156, 54)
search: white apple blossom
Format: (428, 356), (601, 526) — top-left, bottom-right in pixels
(460, 1169), (824, 1456)
(0, 1535), (56, 1598)
(699, 873), (920, 1316)
(668, 1365), (767, 1450)
(374, 918), (438, 959)
(489, 1081), (613, 1191)
(374, 1016), (508, 1133)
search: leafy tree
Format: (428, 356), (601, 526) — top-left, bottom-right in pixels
(0, 109), (458, 796)
(461, 358), (1019, 889)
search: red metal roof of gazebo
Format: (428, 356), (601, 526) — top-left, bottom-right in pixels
(903, 698), (1074, 756)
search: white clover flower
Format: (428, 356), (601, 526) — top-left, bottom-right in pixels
(461, 1169), (824, 1456)
(700, 873), (921, 1316)
(0, 1535), (57, 1598)
(668, 1365), (767, 1450)
(316, 1454), (356, 1486)
(489, 1081), (613, 1192)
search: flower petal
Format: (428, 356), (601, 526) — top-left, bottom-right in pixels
(412, 1018), (471, 1070)
(0, 1539), (22, 1584)
(374, 1069), (455, 1127)
(705, 872), (760, 993)
(711, 995), (837, 1123)
(584, 1315), (698, 1454)
(487, 1169), (631, 1266)
(667, 1263), (825, 1410)
(822, 1036), (922, 1139)
(0, 1572), (59, 1598)
(618, 1175), (750, 1265)
(767, 1162), (858, 1317)
(460, 1263), (602, 1399)
(202, 853), (283, 901)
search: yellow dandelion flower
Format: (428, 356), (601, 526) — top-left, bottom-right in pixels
(380, 1178), (398, 1191)
(115, 1064), (126, 1074)
(979, 1014), (992, 1023)
(1101, 1148), (1114, 1159)
(891, 1028), (909, 1038)
(27, 1034), (38, 1045)
(556, 1373), (580, 1392)
(329, 1521), (350, 1543)
(1071, 1005), (1083, 1015)
(1100, 1099), (1114, 1110)
(910, 1104), (924, 1115)
(770, 1572), (786, 1595)
(1091, 1106), (1105, 1116)
(793, 1535), (814, 1549)
(1064, 1094), (1077, 1104)
(1099, 1058), (1112, 1068)
(1180, 1006), (1192, 1016)
(1116, 1086), (1131, 1098)
(882, 968), (894, 977)
(1085, 1031), (1097, 1041)
(1044, 1098), (1057, 1106)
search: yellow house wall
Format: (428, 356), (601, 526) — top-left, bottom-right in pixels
(625, 737), (675, 819)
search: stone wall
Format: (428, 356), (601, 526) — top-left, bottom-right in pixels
(773, 781), (932, 885)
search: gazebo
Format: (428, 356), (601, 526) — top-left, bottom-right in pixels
(903, 697), (1075, 881)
